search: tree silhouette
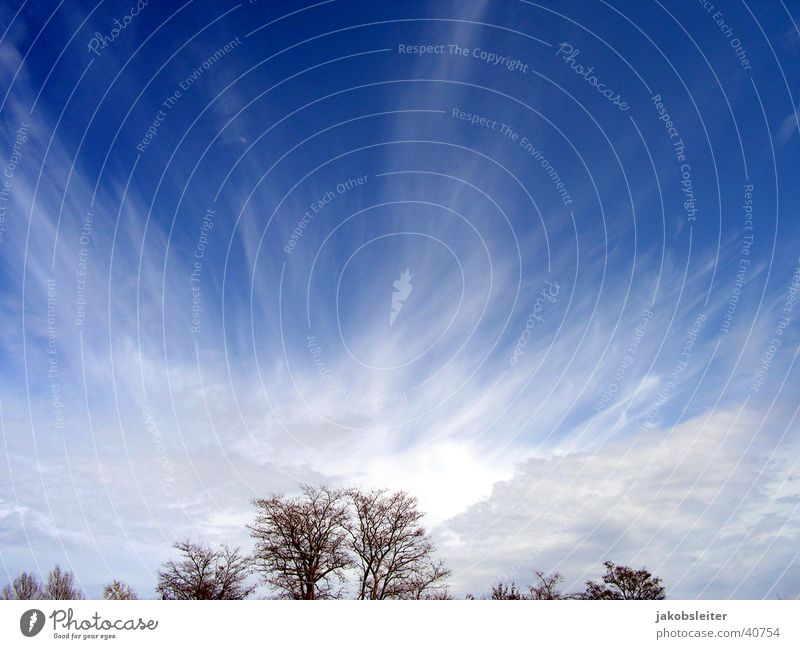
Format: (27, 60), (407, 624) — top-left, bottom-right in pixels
(43, 565), (84, 600)
(529, 570), (565, 600)
(488, 582), (526, 600)
(250, 485), (352, 599)
(475, 565), (664, 600)
(480, 571), (564, 600)
(0, 572), (43, 600)
(346, 488), (450, 599)
(2, 566), (83, 599)
(156, 541), (254, 600)
(582, 561), (665, 600)
(103, 580), (138, 600)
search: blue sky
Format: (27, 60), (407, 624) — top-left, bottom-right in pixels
(1, 0), (799, 599)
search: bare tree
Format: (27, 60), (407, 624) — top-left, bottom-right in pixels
(44, 565), (84, 600)
(488, 582), (526, 600)
(0, 572), (43, 600)
(346, 489), (450, 599)
(422, 585), (453, 600)
(250, 485), (352, 599)
(156, 541), (255, 600)
(103, 580), (138, 600)
(478, 570), (566, 600)
(528, 570), (564, 600)
(398, 555), (451, 600)
(582, 561), (665, 600)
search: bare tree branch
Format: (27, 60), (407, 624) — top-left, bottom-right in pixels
(44, 565), (84, 600)
(582, 561), (666, 600)
(0, 572), (43, 600)
(250, 485), (351, 599)
(156, 540), (255, 600)
(346, 488), (450, 599)
(102, 580), (138, 600)
(529, 570), (564, 600)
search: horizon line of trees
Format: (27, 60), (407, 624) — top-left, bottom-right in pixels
(1, 485), (665, 601)
(474, 563), (664, 600)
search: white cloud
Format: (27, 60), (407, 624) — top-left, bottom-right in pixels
(778, 108), (800, 145)
(438, 408), (800, 598)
